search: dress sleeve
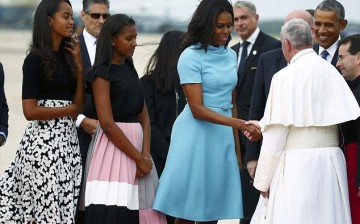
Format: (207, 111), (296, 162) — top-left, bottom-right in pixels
(253, 124), (289, 192)
(177, 48), (202, 84)
(85, 64), (112, 94)
(22, 53), (42, 99)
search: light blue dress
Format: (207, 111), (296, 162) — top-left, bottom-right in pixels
(153, 44), (243, 221)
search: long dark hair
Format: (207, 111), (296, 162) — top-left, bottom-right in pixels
(144, 30), (184, 92)
(182, 0), (233, 51)
(91, 14), (135, 71)
(30, 0), (76, 80)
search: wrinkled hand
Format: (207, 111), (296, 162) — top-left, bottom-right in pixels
(247, 160), (258, 179)
(136, 156), (152, 177)
(80, 117), (99, 136)
(243, 120), (262, 141)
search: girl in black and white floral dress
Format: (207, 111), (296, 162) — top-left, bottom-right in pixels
(0, 0), (83, 223)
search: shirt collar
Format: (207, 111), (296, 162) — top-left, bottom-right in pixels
(83, 29), (97, 45)
(290, 48), (315, 64)
(318, 36), (341, 57)
(240, 27), (260, 46)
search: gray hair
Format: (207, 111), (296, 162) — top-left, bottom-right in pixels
(233, 1), (257, 16)
(83, 0), (110, 12)
(281, 18), (313, 49)
(315, 0), (345, 22)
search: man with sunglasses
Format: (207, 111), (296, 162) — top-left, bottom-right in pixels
(75, 0), (109, 223)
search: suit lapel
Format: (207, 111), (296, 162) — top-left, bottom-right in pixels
(314, 44), (339, 70)
(237, 31), (265, 86)
(78, 33), (92, 78)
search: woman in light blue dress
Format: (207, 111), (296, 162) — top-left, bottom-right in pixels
(153, 0), (261, 223)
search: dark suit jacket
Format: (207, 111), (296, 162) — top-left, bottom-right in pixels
(246, 48), (287, 161)
(0, 63), (9, 138)
(313, 44), (339, 68)
(232, 31), (281, 121)
(77, 33), (96, 159)
(140, 75), (186, 176)
(231, 30), (281, 162)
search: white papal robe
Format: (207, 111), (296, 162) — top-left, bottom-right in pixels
(250, 49), (360, 224)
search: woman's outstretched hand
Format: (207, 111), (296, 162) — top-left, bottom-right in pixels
(243, 120), (262, 142)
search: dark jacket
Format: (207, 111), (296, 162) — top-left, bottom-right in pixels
(246, 48), (287, 161)
(140, 75), (186, 176)
(0, 63), (9, 139)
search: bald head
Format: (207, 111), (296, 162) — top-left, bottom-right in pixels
(285, 10), (314, 27)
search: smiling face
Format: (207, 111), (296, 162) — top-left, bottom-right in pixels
(48, 1), (74, 39)
(313, 10), (347, 49)
(112, 25), (137, 64)
(211, 11), (233, 47)
(336, 42), (359, 81)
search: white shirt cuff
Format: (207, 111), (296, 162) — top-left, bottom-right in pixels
(75, 114), (86, 127)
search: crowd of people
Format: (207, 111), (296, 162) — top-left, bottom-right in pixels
(0, 0), (360, 223)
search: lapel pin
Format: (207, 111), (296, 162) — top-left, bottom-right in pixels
(252, 50), (257, 55)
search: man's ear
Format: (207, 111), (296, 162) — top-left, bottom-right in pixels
(285, 38), (291, 51)
(340, 19), (348, 31)
(356, 52), (360, 65)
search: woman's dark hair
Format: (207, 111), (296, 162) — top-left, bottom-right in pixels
(182, 0), (233, 51)
(91, 14), (135, 71)
(144, 30), (184, 92)
(30, 0), (76, 80)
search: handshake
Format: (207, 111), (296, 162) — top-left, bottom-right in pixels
(242, 120), (261, 142)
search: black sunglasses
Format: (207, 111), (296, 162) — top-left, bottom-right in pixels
(86, 12), (110, 20)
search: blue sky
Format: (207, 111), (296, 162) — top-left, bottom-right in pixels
(71, 0), (360, 23)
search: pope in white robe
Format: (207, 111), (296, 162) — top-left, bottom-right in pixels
(250, 19), (360, 224)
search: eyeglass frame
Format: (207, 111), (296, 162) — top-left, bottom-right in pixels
(337, 53), (355, 62)
(85, 11), (110, 20)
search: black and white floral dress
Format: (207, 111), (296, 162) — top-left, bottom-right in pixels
(0, 52), (82, 223)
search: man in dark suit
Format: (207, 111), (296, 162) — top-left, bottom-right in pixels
(77, 0), (109, 165)
(0, 63), (8, 147)
(75, 0), (109, 223)
(313, 0), (347, 67)
(246, 10), (314, 180)
(231, 1), (281, 223)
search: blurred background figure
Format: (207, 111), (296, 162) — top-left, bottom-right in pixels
(0, 63), (9, 147)
(140, 30), (186, 224)
(305, 8), (318, 45)
(337, 34), (360, 224)
(231, 1), (280, 223)
(140, 30), (186, 177)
